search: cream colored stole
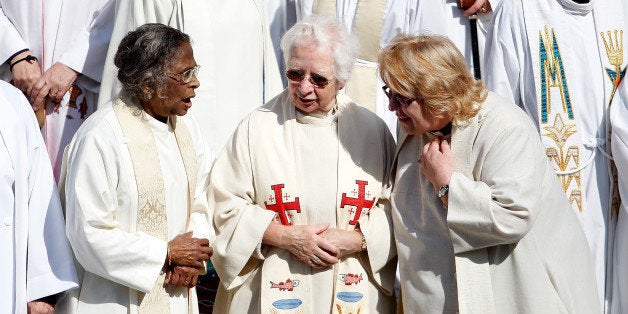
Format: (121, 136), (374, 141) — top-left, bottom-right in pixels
(313, 0), (386, 113)
(257, 92), (382, 313)
(449, 109), (495, 314)
(113, 98), (198, 314)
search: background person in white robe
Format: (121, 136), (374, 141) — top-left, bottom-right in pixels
(381, 34), (600, 313)
(610, 77), (628, 314)
(58, 24), (213, 314)
(483, 0), (626, 309)
(96, 0), (284, 159)
(0, 80), (78, 314)
(0, 0), (112, 180)
(209, 16), (396, 313)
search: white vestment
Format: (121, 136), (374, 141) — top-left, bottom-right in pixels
(393, 92), (600, 313)
(57, 100), (214, 314)
(483, 0), (627, 309)
(97, 0), (284, 158)
(0, 80), (78, 314)
(209, 90), (397, 313)
(610, 75), (628, 314)
(0, 0), (111, 180)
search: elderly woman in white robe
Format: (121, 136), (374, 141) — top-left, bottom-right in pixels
(381, 34), (600, 313)
(58, 24), (213, 314)
(209, 15), (397, 313)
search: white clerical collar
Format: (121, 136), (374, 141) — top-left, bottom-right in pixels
(295, 104), (339, 126)
(557, 0), (594, 15)
(143, 111), (173, 133)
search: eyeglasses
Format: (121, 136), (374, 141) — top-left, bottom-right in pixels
(286, 70), (332, 88)
(382, 85), (416, 107)
(169, 65), (200, 84)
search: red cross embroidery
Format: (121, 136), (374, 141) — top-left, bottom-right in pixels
(264, 184), (301, 226)
(341, 180), (375, 225)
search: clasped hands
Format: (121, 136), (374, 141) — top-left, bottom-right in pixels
(9, 50), (77, 111)
(272, 223), (364, 270)
(164, 231), (213, 288)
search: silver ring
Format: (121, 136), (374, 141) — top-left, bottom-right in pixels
(311, 256), (321, 264)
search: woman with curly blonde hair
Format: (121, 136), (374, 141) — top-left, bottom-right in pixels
(381, 34), (600, 313)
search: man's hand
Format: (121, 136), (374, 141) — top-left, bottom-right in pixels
(463, 0), (490, 16)
(27, 300), (54, 314)
(30, 62), (78, 111)
(9, 50), (42, 105)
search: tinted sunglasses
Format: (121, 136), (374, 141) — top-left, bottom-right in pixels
(169, 65), (200, 84)
(382, 85), (416, 107)
(286, 70), (332, 88)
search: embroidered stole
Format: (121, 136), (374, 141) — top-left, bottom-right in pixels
(256, 92), (384, 313)
(113, 98), (197, 314)
(522, 0), (625, 215)
(312, 0), (386, 113)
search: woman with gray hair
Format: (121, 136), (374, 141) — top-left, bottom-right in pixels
(209, 15), (397, 313)
(58, 23), (213, 314)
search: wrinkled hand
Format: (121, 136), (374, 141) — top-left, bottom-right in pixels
(27, 300), (54, 314)
(266, 222), (340, 269)
(165, 265), (199, 288)
(463, 0), (489, 16)
(420, 137), (453, 193)
(9, 51), (42, 103)
(168, 231), (212, 269)
(318, 228), (363, 258)
(30, 62), (78, 111)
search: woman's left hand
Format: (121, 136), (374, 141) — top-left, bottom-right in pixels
(420, 136), (454, 194)
(318, 228), (363, 258)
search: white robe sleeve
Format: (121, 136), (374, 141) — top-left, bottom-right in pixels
(185, 116), (215, 254)
(483, 0), (527, 105)
(447, 107), (547, 253)
(209, 117), (276, 289)
(0, 3), (28, 64)
(63, 121), (167, 293)
(12, 85), (78, 302)
(56, 0), (114, 83)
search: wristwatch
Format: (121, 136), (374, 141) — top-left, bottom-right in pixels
(437, 184), (449, 198)
(356, 229), (367, 251)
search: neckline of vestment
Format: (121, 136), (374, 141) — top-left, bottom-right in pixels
(557, 0), (594, 15)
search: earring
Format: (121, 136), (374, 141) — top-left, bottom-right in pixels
(145, 92), (152, 100)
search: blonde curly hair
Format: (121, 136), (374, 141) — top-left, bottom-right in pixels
(378, 34), (487, 124)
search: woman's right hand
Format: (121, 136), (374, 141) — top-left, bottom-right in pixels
(164, 265), (199, 288)
(167, 231), (212, 269)
(263, 222), (340, 269)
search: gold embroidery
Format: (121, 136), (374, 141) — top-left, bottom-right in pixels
(601, 29), (625, 103)
(543, 115), (583, 211)
(538, 26), (584, 213)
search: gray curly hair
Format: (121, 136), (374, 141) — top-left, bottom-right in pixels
(280, 15), (359, 84)
(114, 23), (190, 102)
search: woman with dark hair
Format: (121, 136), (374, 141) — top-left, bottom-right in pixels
(58, 23), (213, 314)
(382, 34), (600, 313)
